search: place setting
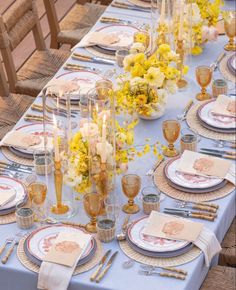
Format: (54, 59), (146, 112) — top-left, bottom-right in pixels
(186, 93), (236, 142)
(72, 23), (140, 60)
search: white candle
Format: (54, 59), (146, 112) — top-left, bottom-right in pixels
(101, 115), (107, 163)
(53, 115), (60, 162)
(178, 0), (184, 40)
(159, 0), (166, 24)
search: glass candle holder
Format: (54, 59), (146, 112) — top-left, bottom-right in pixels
(96, 215), (116, 242)
(115, 49), (129, 67)
(33, 148), (53, 176)
(141, 186), (160, 215)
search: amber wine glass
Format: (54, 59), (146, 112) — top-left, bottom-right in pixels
(224, 11), (236, 51)
(83, 192), (103, 233)
(195, 66), (212, 101)
(121, 174), (141, 214)
(28, 182), (47, 221)
(162, 120), (181, 157)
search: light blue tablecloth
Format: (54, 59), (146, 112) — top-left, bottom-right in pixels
(0, 1), (235, 290)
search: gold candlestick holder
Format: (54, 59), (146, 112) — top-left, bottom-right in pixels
(157, 23), (167, 46)
(51, 160), (69, 215)
(176, 39), (188, 89)
(92, 162), (109, 215)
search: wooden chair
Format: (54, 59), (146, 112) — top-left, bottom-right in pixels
(0, 0), (70, 97)
(0, 61), (34, 140)
(43, 0), (106, 48)
(219, 218), (236, 267)
(200, 266), (236, 290)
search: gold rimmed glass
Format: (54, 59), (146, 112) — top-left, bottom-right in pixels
(162, 120), (181, 157)
(83, 192), (103, 233)
(224, 11), (236, 51)
(121, 174), (141, 214)
(195, 65), (212, 101)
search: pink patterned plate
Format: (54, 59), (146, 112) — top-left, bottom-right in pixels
(198, 100), (236, 130)
(165, 157), (223, 190)
(26, 225), (94, 262)
(127, 216), (189, 252)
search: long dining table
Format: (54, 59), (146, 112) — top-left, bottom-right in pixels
(0, 1), (235, 290)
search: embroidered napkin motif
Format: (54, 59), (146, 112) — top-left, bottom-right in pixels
(143, 211), (203, 242)
(177, 150), (234, 184)
(43, 231), (91, 267)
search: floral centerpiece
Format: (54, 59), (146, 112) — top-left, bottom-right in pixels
(115, 44), (180, 119)
(179, 0), (223, 55)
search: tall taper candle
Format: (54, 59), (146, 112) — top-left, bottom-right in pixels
(53, 115), (60, 162)
(159, 0), (166, 24)
(101, 115), (107, 163)
(178, 0), (184, 40)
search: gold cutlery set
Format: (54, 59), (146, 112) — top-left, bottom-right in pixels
(164, 201), (220, 222)
(0, 232), (26, 264)
(139, 265), (188, 280)
(90, 250), (118, 283)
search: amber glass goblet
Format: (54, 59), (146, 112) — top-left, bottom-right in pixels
(162, 120), (181, 157)
(224, 11), (236, 51)
(195, 66), (212, 101)
(83, 192), (103, 233)
(121, 174), (141, 214)
(28, 182), (47, 222)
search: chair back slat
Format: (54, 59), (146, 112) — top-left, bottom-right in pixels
(0, 0), (45, 51)
(0, 61), (9, 97)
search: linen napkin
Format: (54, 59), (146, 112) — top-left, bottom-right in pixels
(143, 211), (203, 242)
(72, 31), (120, 49)
(194, 226), (222, 267)
(177, 150), (236, 185)
(142, 211), (221, 267)
(72, 31), (133, 50)
(0, 187), (16, 207)
(0, 131), (42, 150)
(211, 94), (236, 118)
(0, 130), (53, 151)
(38, 231), (91, 290)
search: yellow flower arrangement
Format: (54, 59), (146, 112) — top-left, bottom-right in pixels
(175, 0), (223, 55)
(116, 44), (180, 118)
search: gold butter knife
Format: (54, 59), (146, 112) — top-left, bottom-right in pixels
(96, 251), (118, 283)
(90, 249), (111, 281)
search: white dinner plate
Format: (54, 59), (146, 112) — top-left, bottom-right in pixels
(127, 216), (189, 252)
(13, 123), (54, 155)
(96, 24), (139, 51)
(56, 70), (104, 99)
(198, 100), (236, 130)
(0, 176), (27, 210)
(27, 225), (94, 261)
(165, 157), (223, 189)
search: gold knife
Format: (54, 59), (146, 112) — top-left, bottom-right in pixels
(90, 249), (111, 281)
(95, 251), (118, 283)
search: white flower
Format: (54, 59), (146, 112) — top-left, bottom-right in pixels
(157, 89), (168, 104)
(96, 141), (113, 161)
(202, 25), (218, 42)
(185, 3), (201, 25)
(165, 80), (178, 94)
(144, 67), (165, 87)
(80, 123), (99, 139)
(64, 167), (82, 187)
(129, 42), (146, 54)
